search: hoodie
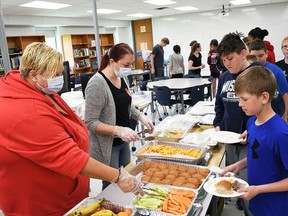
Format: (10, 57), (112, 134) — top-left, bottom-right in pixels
(264, 40), (276, 64)
(0, 71), (89, 216)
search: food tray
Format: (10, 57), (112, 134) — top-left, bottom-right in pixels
(151, 115), (198, 142)
(131, 183), (198, 216)
(186, 102), (215, 116)
(179, 132), (217, 147)
(64, 197), (135, 216)
(133, 140), (210, 165)
(129, 158), (212, 191)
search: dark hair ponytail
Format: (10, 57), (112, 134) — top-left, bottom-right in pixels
(98, 43), (134, 72)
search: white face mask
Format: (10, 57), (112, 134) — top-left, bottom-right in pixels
(114, 63), (131, 78)
(36, 75), (64, 95)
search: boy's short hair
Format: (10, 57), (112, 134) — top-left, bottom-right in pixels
(217, 32), (246, 57)
(234, 66), (276, 102)
(249, 39), (267, 52)
(173, 45), (181, 53)
(161, 37), (170, 45)
(246, 54), (258, 63)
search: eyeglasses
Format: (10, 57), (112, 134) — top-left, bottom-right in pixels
(282, 45), (288, 49)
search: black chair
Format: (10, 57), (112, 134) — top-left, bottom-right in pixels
(153, 85), (181, 120)
(184, 85), (205, 107)
(154, 76), (169, 81)
(58, 61), (72, 95)
(81, 72), (95, 98)
(138, 80), (147, 91)
(204, 83), (212, 101)
(184, 74), (201, 78)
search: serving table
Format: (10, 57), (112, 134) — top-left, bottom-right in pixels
(93, 124), (225, 216)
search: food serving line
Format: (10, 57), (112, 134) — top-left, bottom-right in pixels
(65, 101), (232, 216)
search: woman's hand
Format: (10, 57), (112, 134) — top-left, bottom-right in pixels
(113, 126), (140, 142)
(114, 168), (144, 195)
(139, 114), (154, 133)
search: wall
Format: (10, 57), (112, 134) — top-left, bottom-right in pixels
(3, 2), (288, 75)
(151, 2), (288, 76)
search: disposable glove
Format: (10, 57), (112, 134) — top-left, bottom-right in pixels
(112, 168), (144, 195)
(113, 126), (140, 142)
(139, 114), (154, 133)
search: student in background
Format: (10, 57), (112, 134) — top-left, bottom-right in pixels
(222, 66), (288, 216)
(0, 42), (143, 215)
(214, 32), (260, 215)
(188, 42), (205, 76)
(248, 27), (276, 63)
(246, 54), (258, 64)
(249, 39), (288, 122)
(84, 43), (154, 190)
(168, 45), (185, 78)
(276, 36), (288, 82)
(207, 39), (220, 98)
(150, 37), (170, 80)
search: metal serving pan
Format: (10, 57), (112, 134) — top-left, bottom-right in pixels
(133, 140), (210, 165)
(64, 197), (135, 216)
(129, 158), (212, 191)
(131, 183), (198, 216)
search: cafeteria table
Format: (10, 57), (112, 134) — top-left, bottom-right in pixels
(146, 78), (211, 114)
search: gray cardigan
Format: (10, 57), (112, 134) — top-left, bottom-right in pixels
(84, 73), (141, 165)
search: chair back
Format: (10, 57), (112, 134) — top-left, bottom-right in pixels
(154, 76), (169, 81)
(153, 85), (172, 106)
(184, 74), (201, 78)
(81, 72), (95, 97)
(188, 85), (205, 106)
(139, 80), (147, 91)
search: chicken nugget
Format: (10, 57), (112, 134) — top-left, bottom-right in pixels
(168, 170), (179, 176)
(182, 182), (197, 189)
(177, 166), (187, 172)
(141, 175), (151, 182)
(153, 171), (166, 180)
(165, 174), (177, 180)
(172, 179), (184, 187)
(142, 161), (152, 171)
(160, 178), (173, 185)
(187, 167), (197, 175)
(149, 176), (161, 184)
(179, 172), (191, 178)
(187, 178), (200, 186)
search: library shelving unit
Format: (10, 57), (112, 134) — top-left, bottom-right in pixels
(0, 35), (45, 77)
(61, 33), (114, 76)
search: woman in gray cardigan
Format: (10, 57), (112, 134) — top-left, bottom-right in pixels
(84, 43), (154, 190)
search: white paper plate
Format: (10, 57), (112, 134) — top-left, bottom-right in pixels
(210, 131), (243, 144)
(180, 133), (217, 146)
(203, 177), (248, 198)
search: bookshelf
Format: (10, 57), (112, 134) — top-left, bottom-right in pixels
(0, 35), (45, 76)
(61, 33), (114, 76)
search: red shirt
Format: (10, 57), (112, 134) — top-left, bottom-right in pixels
(0, 71), (90, 215)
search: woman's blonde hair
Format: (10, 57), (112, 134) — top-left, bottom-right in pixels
(20, 42), (63, 79)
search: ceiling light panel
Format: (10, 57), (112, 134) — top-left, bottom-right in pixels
(175, 6), (198, 11)
(127, 13), (152, 17)
(143, 0), (176, 6)
(230, 0), (251, 5)
(97, 9), (121, 14)
(19, 1), (71, 9)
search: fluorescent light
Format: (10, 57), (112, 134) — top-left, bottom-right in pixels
(175, 6), (198, 11)
(161, 17), (178, 21)
(96, 9), (121, 14)
(143, 0), (176, 6)
(241, 7), (256, 12)
(200, 12), (214, 16)
(230, 0), (251, 5)
(19, 1), (71, 9)
(127, 13), (152, 18)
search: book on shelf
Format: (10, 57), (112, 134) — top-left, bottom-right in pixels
(75, 59), (91, 69)
(73, 48), (89, 57)
(11, 56), (22, 69)
(89, 50), (97, 57)
(90, 59), (98, 70)
(0, 58), (4, 70)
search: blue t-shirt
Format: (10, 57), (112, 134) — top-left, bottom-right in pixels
(264, 61), (288, 116)
(246, 115), (288, 215)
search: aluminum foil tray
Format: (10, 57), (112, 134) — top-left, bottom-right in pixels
(131, 183), (198, 216)
(133, 140), (210, 165)
(64, 197), (135, 216)
(129, 158), (212, 191)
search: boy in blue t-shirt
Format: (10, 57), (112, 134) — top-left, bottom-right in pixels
(222, 66), (288, 216)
